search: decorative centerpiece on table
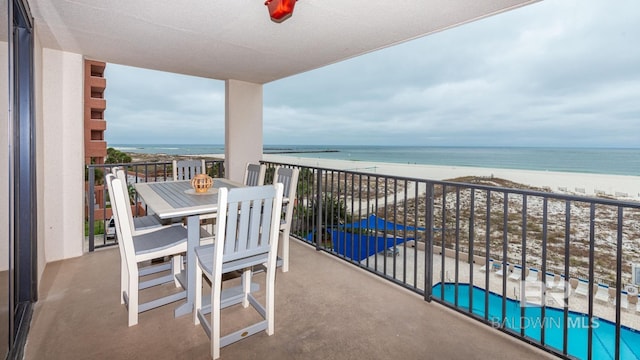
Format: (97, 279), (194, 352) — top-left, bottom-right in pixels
(191, 173), (213, 193)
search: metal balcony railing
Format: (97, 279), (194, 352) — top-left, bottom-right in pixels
(261, 160), (640, 360)
(85, 160), (225, 250)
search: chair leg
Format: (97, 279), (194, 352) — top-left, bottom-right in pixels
(128, 270), (139, 327)
(281, 229), (290, 273)
(172, 255), (182, 287)
(241, 269), (252, 308)
(120, 260), (127, 305)
(266, 266), (275, 335)
(194, 265), (203, 325)
(212, 272), (223, 359)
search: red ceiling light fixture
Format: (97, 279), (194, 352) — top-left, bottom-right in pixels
(265, 0), (297, 23)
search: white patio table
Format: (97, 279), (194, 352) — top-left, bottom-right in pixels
(134, 178), (244, 317)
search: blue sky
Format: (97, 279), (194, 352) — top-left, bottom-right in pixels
(105, 0), (640, 148)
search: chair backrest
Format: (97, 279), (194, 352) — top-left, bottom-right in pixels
(111, 167), (139, 233)
(272, 166), (300, 229)
(173, 159), (206, 181)
(107, 174), (137, 271)
(214, 184), (283, 267)
(243, 163), (266, 186)
(106, 173), (125, 260)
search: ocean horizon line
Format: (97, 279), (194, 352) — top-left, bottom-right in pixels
(112, 143), (640, 150)
(112, 144), (640, 177)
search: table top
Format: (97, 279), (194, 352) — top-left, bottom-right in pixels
(135, 178), (244, 219)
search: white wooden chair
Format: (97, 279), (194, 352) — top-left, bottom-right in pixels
(112, 167), (163, 230)
(194, 183), (283, 359)
(171, 160), (215, 238)
(272, 166), (299, 272)
(173, 159), (206, 180)
(108, 174), (188, 326)
(243, 163), (266, 186)
(110, 168), (181, 301)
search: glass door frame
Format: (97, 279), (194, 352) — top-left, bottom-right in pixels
(7, 0), (37, 358)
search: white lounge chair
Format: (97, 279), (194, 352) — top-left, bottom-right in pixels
(479, 259), (493, 273)
(544, 273), (555, 288)
(574, 280), (591, 297)
(495, 262), (506, 277)
(508, 266), (522, 281)
(525, 269), (539, 283)
(550, 275), (567, 293)
(618, 292), (637, 311)
(629, 294), (640, 312)
(595, 285), (611, 303)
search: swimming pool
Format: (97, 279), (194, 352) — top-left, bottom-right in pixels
(432, 283), (640, 360)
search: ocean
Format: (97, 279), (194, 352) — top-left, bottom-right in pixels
(112, 144), (640, 177)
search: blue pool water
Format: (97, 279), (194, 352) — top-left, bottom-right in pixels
(432, 283), (640, 360)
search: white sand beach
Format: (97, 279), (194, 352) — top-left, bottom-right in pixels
(256, 154), (640, 200)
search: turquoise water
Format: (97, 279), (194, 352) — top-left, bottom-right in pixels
(432, 283), (640, 360)
(112, 144), (640, 176)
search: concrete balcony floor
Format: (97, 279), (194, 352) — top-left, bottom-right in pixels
(26, 240), (554, 360)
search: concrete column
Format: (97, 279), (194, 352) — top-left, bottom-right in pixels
(41, 49), (85, 262)
(225, 79), (263, 183)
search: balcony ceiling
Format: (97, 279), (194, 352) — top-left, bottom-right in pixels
(30, 0), (539, 84)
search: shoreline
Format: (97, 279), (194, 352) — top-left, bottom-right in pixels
(261, 154), (640, 200)
(129, 151), (640, 200)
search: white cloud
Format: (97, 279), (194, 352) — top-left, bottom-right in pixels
(106, 0), (640, 148)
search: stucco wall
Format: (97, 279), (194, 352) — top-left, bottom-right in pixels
(41, 48), (85, 264)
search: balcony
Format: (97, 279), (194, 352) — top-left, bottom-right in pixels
(86, 119), (107, 132)
(86, 97), (106, 110)
(25, 239), (552, 359)
(83, 160), (640, 359)
(84, 140), (107, 158)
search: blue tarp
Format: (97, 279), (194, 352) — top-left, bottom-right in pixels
(331, 230), (410, 261)
(306, 214), (423, 261)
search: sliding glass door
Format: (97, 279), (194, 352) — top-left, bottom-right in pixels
(4, 0), (37, 358)
(1, 0), (10, 357)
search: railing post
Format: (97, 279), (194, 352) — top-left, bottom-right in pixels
(88, 164), (95, 252)
(315, 168), (323, 251)
(424, 182), (434, 301)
